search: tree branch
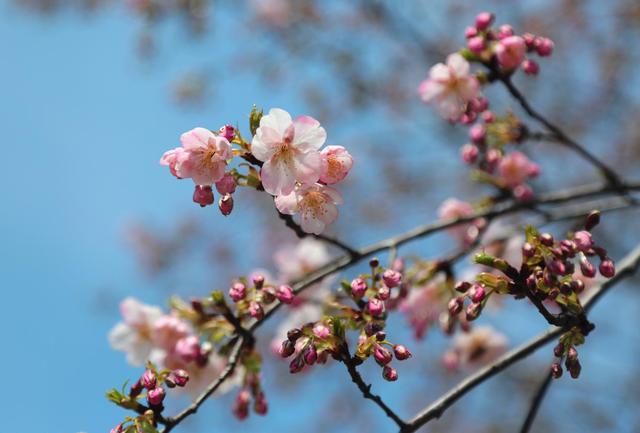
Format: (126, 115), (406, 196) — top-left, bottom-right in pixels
(519, 370), (553, 433)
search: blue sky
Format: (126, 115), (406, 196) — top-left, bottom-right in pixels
(1, 3), (639, 433)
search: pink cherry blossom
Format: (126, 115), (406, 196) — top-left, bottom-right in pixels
(497, 151), (539, 187)
(152, 314), (191, 352)
(443, 325), (508, 371)
(418, 53), (480, 121)
(495, 36), (526, 70)
(160, 147), (187, 179)
(319, 145), (354, 184)
(173, 127), (233, 185)
(251, 108), (326, 195)
(275, 183), (342, 235)
(108, 298), (164, 366)
(399, 277), (449, 339)
(438, 198), (483, 244)
(274, 238), (330, 282)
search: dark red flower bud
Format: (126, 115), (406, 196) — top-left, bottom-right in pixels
(455, 281), (472, 293)
(373, 344), (393, 366)
(279, 340), (295, 358)
(584, 210), (600, 231)
(448, 297), (464, 316)
(287, 328), (303, 342)
(599, 258), (615, 278)
(393, 345), (412, 361)
(382, 365), (398, 382)
(551, 362), (563, 379)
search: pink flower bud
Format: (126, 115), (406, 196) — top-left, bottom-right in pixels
(175, 335), (201, 363)
(465, 302), (481, 321)
(367, 297), (385, 317)
(467, 36), (486, 53)
(171, 369), (189, 387)
(523, 32), (536, 49)
(193, 185), (214, 207)
(303, 345), (318, 365)
(252, 274), (265, 289)
(465, 26), (478, 38)
(393, 344), (412, 360)
(382, 269), (402, 288)
(229, 282), (246, 302)
(110, 424), (124, 433)
(141, 369), (156, 390)
(276, 285), (295, 304)
(522, 59), (539, 75)
(289, 355), (305, 374)
(448, 296), (464, 315)
(573, 231), (593, 252)
(497, 24), (514, 39)
(482, 110), (495, 123)
(535, 37), (554, 56)
(495, 36), (526, 69)
(373, 344), (393, 366)
(599, 258), (615, 278)
(253, 392), (268, 415)
(513, 184), (534, 202)
(219, 124), (235, 141)
(442, 351), (459, 371)
(313, 323), (330, 339)
(233, 390), (250, 419)
(475, 12), (494, 30)
(382, 365), (398, 382)
(461, 143), (479, 164)
(378, 285), (391, 300)
(551, 362), (563, 379)
(218, 193), (234, 216)
(469, 123), (486, 144)
(147, 387), (165, 406)
(215, 173), (237, 195)
(471, 286), (486, 303)
(579, 255), (597, 278)
(249, 301), (264, 320)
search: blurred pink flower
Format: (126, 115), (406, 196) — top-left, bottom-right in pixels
(497, 151), (539, 187)
(438, 198), (482, 244)
(443, 325), (508, 371)
(399, 278), (448, 339)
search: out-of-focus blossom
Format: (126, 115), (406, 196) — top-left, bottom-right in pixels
(275, 183), (342, 234)
(152, 314), (191, 352)
(250, 0), (291, 28)
(438, 198), (482, 244)
(108, 298), (164, 366)
(274, 238), (330, 282)
(497, 151), (539, 187)
(251, 108), (325, 196)
(399, 278), (449, 339)
(495, 36), (526, 69)
(443, 325), (508, 371)
(419, 53), (480, 121)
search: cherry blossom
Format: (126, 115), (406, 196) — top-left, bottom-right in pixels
(443, 325), (508, 371)
(251, 108), (326, 196)
(273, 238), (330, 282)
(418, 53), (480, 121)
(438, 198), (483, 244)
(399, 277), (448, 339)
(108, 298), (164, 366)
(275, 183), (342, 234)
(176, 128), (233, 185)
(497, 151), (539, 187)
(319, 145), (354, 185)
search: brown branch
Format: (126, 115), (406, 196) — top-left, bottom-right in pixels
(402, 243), (640, 433)
(519, 370), (553, 433)
(340, 345), (408, 429)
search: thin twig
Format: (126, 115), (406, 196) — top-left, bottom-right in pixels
(519, 370), (553, 433)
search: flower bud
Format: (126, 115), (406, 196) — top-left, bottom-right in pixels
(141, 369), (156, 390)
(461, 143), (479, 164)
(482, 111), (495, 123)
(218, 193), (234, 216)
(369, 258), (379, 268)
(147, 387), (165, 406)
(495, 36), (526, 69)
(287, 328), (303, 342)
(448, 297), (464, 315)
(350, 277), (368, 297)
(313, 323), (330, 339)
(471, 286), (486, 303)
(378, 285), (391, 300)
(584, 210), (600, 231)
(229, 282), (246, 302)
(539, 233), (554, 246)
(599, 258), (615, 278)
(475, 12), (494, 30)
(289, 355), (305, 374)
(382, 269), (402, 288)
(523, 32), (536, 49)
(465, 302), (482, 321)
(550, 362), (563, 379)
(513, 184), (534, 202)
(465, 26), (478, 38)
(248, 301), (264, 320)
(232, 390), (250, 420)
(129, 380), (143, 398)
(455, 281), (472, 294)
(375, 330), (386, 341)
(469, 124), (486, 144)
(373, 344), (393, 366)
(193, 185), (214, 207)
(276, 285), (295, 304)
(175, 335), (201, 363)
(364, 321), (382, 337)
(172, 369), (189, 387)
(382, 365), (398, 382)
(215, 173), (237, 195)
(571, 279), (585, 293)
(252, 274), (265, 289)
(579, 254), (596, 278)
(253, 392), (268, 415)
(535, 37), (554, 56)
(497, 24), (514, 39)
(110, 424), (124, 433)
(573, 231), (593, 252)
(468, 35), (486, 53)
(567, 358), (581, 379)
(303, 344), (318, 365)
(368, 297), (385, 317)
(522, 59), (539, 75)
(393, 345), (412, 361)
(279, 339), (295, 358)
(219, 124), (235, 141)
(553, 343), (564, 357)
(522, 242), (535, 258)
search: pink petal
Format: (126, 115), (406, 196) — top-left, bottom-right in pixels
(261, 158), (297, 195)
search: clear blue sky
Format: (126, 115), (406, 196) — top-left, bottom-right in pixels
(1, 3), (638, 433)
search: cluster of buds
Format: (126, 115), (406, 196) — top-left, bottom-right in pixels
(353, 323), (412, 382)
(446, 280), (491, 330)
(551, 329), (584, 379)
(349, 258), (403, 318)
(232, 373), (268, 419)
(464, 12), (554, 76)
(228, 274), (295, 321)
(278, 321), (335, 373)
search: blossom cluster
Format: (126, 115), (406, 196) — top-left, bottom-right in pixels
(160, 107), (353, 234)
(419, 12), (554, 200)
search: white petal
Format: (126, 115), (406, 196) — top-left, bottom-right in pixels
(447, 53), (470, 77)
(260, 108), (293, 136)
(292, 116), (326, 151)
(261, 158), (297, 196)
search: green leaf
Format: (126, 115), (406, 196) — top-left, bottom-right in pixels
(249, 105), (263, 136)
